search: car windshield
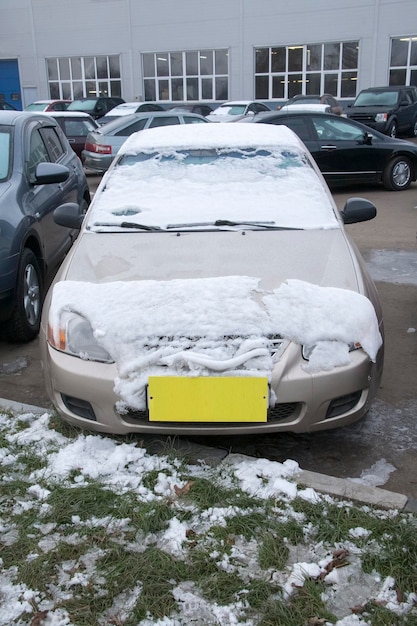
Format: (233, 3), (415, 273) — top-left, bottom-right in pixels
(212, 104), (247, 115)
(0, 127), (12, 181)
(87, 143), (338, 232)
(67, 100), (96, 112)
(26, 103), (49, 111)
(353, 91), (398, 107)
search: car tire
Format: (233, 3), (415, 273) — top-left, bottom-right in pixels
(387, 121), (397, 138)
(382, 156), (413, 191)
(5, 248), (43, 342)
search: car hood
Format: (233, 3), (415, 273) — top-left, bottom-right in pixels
(60, 228), (361, 293)
(348, 105), (397, 113)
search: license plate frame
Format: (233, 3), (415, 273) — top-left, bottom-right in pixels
(147, 376), (268, 423)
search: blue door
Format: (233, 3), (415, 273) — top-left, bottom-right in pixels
(0, 59), (22, 110)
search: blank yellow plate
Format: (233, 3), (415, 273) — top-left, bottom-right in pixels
(147, 376), (268, 422)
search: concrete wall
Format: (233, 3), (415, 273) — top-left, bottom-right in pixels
(1, 0), (416, 103)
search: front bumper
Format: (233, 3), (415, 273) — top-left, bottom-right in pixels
(41, 340), (383, 435)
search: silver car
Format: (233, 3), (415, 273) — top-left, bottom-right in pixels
(82, 111), (209, 173)
(40, 123), (384, 435)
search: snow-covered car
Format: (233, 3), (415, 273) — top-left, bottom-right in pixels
(40, 123), (384, 435)
(206, 100), (271, 122)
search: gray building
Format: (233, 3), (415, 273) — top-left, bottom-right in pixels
(1, 0), (417, 110)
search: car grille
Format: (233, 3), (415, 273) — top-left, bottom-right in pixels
(120, 402), (300, 425)
(349, 113), (376, 124)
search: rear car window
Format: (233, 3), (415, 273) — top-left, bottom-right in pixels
(0, 128), (12, 181)
(40, 127), (65, 162)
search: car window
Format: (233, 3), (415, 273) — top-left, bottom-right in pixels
(27, 128), (50, 180)
(115, 118), (147, 136)
(64, 120), (96, 136)
(0, 128), (11, 181)
(268, 116), (311, 141)
(40, 127), (65, 162)
(149, 116), (180, 127)
(311, 116), (365, 141)
(183, 116), (207, 124)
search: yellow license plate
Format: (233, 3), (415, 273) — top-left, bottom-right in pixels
(147, 376), (268, 422)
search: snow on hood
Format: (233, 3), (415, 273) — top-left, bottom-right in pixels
(50, 277), (382, 411)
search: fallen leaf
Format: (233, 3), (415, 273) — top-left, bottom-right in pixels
(30, 611), (48, 626)
(174, 481), (194, 496)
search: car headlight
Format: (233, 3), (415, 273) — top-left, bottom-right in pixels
(374, 113), (388, 122)
(47, 311), (114, 363)
(302, 342), (361, 361)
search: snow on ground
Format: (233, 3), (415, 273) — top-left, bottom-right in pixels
(1, 409), (416, 625)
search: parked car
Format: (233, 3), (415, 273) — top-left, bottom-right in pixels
(246, 109), (417, 190)
(98, 101), (165, 125)
(207, 100), (271, 122)
(40, 123), (383, 436)
(46, 111), (100, 158)
(279, 94), (344, 115)
(0, 111), (90, 342)
(168, 103), (213, 117)
(346, 85), (417, 137)
(66, 96), (125, 120)
(0, 102), (18, 111)
(82, 111), (209, 173)
(25, 100), (71, 112)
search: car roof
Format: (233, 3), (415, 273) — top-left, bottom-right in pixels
(45, 111), (95, 118)
(360, 85), (417, 91)
(119, 118), (303, 154)
(30, 99), (71, 104)
(0, 110), (61, 125)
(98, 110), (207, 132)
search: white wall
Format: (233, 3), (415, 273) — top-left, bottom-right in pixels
(1, 0), (417, 102)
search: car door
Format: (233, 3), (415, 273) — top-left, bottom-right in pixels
(259, 113), (319, 154)
(307, 115), (387, 185)
(396, 89), (415, 133)
(24, 122), (77, 269)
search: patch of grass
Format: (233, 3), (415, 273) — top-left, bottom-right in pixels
(259, 578), (337, 625)
(362, 516), (417, 594)
(258, 530), (289, 570)
(45, 482), (129, 524)
(182, 475), (264, 510)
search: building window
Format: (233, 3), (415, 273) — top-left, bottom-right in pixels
(46, 56), (122, 100)
(142, 49), (228, 101)
(255, 41), (358, 101)
(389, 36), (417, 86)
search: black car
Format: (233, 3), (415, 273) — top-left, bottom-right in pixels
(346, 85), (417, 137)
(66, 96), (125, 120)
(0, 111), (91, 342)
(47, 111), (100, 158)
(248, 110), (417, 190)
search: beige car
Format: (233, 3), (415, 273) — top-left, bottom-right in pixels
(40, 123), (384, 435)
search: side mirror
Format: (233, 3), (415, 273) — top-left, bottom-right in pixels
(341, 197), (377, 224)
(246, 110), (255, 116)
(54, 202), (84, 229)
(34, 162), (69, 185)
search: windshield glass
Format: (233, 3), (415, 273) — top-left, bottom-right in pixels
(354, 91), (398, 107)
(213, 104), (247, 116)
(67, 100), (96, 112)
(87, 145), (338, 232)
(26, 103), (49, 111)
(0, 128), (12, 181)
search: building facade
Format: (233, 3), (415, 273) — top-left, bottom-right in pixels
(1, 0), (416, 109)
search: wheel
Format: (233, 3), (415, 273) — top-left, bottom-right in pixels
(387, 121), (397, 138)
(382, 156), (413, 191)
(5, 248), (43, 342)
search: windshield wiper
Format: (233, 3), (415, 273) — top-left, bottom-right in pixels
(120, 221), (162, 231)
(166, 220), (302, 230)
